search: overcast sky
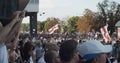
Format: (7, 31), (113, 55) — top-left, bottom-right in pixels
(22, 0), (120, 23)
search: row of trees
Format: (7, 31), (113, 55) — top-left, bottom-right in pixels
(21, 0), (120, 34)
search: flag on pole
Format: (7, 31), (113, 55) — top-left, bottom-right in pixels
(39, 31), (43, 34)
(117, 28), (120, 39)
(100, 26), (111, 42)
(48, 24), (59, 34)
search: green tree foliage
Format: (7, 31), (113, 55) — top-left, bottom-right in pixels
(40, 21), (46, 32)
(37, 21), (46, 32)
(97, 0), (120, 34)
(37, 21), (41, 32)
(67, 16), (79, 33)
(59, 21), (68, 33)
(21, 23), (29, 32)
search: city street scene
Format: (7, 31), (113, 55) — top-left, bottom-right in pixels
(0, 0), (120, 63)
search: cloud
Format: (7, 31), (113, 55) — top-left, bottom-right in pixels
(39, 0), (55, 9)
(22, 16), (30, 23)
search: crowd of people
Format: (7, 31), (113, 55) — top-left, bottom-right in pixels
(0, 11), (120, 63)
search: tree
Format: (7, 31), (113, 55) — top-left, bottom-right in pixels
(77, 17), (90, 33)
(21, 23), (29, 32)
(97, 0), (120, 35)
(37, 21), (46, 32)
(67, 16), (79, 33)
(59, 21), (67, 33)
(77, 9), (95, 33)
(40, 21), (46, 32)
(37, 21), (41, 32)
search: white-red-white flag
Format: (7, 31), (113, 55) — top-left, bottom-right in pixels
(39, 31), (43, 34)
(117, 28), (120, 39)
(48, 24), (59, 34)
(100, 26), (111, 42)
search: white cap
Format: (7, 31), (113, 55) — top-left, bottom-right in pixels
(79, 40), (112, 61)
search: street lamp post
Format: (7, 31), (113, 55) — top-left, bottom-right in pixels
(40, 12), (45, 16)
(39, 12), (45, 33)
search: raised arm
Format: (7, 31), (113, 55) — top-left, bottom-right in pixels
(0, 11), (25, 43)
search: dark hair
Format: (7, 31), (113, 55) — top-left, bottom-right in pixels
(18, 40), (24, 60)
(22, 41), (34, 62)
(59, 40), (78, 62)
(44, 51), (55, 63)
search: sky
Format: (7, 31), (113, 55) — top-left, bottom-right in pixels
(22, 0), (120, 23)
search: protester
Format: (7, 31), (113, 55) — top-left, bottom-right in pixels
(78, 40), (113, 63)
(45, 43), (59, 52)
(37, 42), (59, 63)
(22, 41), (35, 63)
(35, 40), (44, 63)
(44, 50), (60, 63)
(9, 45), (20, 63)
(0, 11), (25, 63)
(59, 40), (79, 63)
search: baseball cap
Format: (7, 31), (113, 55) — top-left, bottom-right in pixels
(78, 40), (112, 61)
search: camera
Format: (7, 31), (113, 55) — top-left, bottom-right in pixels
(0, 0), (29, 26)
